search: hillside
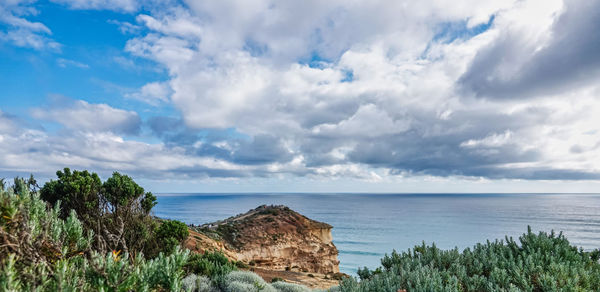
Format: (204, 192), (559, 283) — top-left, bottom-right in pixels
(185, 205), (344, 288)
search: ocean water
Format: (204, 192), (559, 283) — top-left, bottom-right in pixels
(154, 193), (600, 275)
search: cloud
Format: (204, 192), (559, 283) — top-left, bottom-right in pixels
(107, 19), (142, 34)
(3, 0), (600, 184)
(312, 104), (411, 138)
(57, 58), (89, 69)
(115, 0), (600, 181)
(0, 1), (61, 50)
(0, 110), (19, 134)
(0, 111), (296, 181)
(459, 0), (600, 99)
(460, 130), (513, 148)
(125, 81), (171, 105)
(31, 98), (141, 135)
(147, 116), (294, 165)
(49, 0), (139, 12)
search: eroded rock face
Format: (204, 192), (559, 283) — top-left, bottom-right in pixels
(186, 205), (340, 274)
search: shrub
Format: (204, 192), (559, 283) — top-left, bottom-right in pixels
(341, 227), (600, 292)
(183, 274), (219, 292)
(156, 219), (190, 253)
(0, 178), (93, 288)
(0, 177), (191, 291)
(272, 281), (312, 292)
(223, 271), (276, 292)
(39, 168), (183, 257)
(185, 251), (237, 280)
(40, 168), (102, 222)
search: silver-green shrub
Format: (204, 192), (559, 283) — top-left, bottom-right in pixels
(271, 281), (312, 292)
(223, 271), (277, 292)
(341, 227), (600, 291)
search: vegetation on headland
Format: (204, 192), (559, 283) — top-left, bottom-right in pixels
(0, 170), (325, 291)
(2, 168), (600, 291)
(341, 228), (600, 291)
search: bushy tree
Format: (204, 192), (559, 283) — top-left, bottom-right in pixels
(156, 220), (190, 254)
(39, 168), (179, 256)
(40, 168), (102, 225)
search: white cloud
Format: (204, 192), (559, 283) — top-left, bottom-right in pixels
(2, 0), (600, 185)
(49, 0), (138, 12)
(120, 0), (600, 181)
(125, 81), (172, 105)
(31, 99), (141, 135)
(312, 104), (410, 138)
(107, 19), (141, 34)
(57, 58), (89, 69)
(0, 1), (61, 50)
(461, 130), (513, 148)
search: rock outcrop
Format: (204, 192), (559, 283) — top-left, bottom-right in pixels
(185, 205), (340, 275)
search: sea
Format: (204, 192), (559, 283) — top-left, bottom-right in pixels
(154, 193), (600, 276)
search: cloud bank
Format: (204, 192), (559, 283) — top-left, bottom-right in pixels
(2, 0), (600, 188)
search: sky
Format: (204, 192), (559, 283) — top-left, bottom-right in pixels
(1, 0), (600, 193)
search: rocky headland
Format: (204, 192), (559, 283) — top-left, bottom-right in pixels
(184, 205), (344, 288)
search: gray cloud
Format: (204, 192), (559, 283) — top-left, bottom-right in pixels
(231, 135), (294, 165)
(459, 0), (600, 99)
(148, 116), (293, 165)
(32, 97), (141, 135)
(3, 0), (600, 185)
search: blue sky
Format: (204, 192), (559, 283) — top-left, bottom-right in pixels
(1, 0), (600, 193)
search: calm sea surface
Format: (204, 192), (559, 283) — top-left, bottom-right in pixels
(154, 193), (600, 275)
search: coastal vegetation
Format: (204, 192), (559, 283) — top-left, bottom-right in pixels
(2, 169), (600, 291)
(0, 175), (190, 290)
(0, 170), (321, 291)
(341, 228), (600, 291)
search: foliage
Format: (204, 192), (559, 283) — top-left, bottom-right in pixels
(39, 168), (180, 256)
(182, 274), (217, 292)
(157, 219), (190, 254)
(40, 168), (102, 224)
(185, 250), (238, 286)
(0, 178), (93, 288)
(180, 269), (333, 292)
(341, 227), (600, 292)
(0, 177), (190, 291)
(221, 271), (275, 292)
(271, 281), (312, 292)
(1, 173), (321, 292)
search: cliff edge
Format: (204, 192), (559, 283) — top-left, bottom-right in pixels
(185, 205), (342, 287)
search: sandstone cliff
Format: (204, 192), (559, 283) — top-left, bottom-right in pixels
(185, 205), (340, 276)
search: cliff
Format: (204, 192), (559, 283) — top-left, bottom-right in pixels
(185, 205), (342, 287)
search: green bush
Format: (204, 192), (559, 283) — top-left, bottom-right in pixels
(157, 219), (190, 253)
(341, 227), (600, 292)
(39, 168), (184, 257)
(185, 251), (237, 281)
(0, 177), (190, 291)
